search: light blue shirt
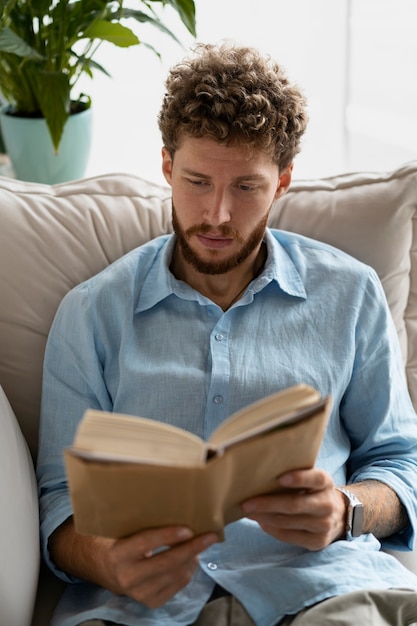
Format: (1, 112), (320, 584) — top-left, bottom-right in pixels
(37, 229), (417, 626)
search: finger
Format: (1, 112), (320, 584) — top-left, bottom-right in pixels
(261, 525), (333, 552)
(149, 532), (218, 563)
(113, 526), (196, 562)
(242, 471), (333, 515)
(243, 488), (334, 517)
(132, 554), (199, 608)
(278, 468), (333, 491)
(246, 493), (343, 549)
(250, 507), (334, 532)
(124, 533), (217, 607)
(243, 490), (313, 515)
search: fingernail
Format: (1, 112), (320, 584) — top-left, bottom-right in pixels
(202, 533), (218, 547)
(279, 473), (294, 486)
(177, 527), (194, 539)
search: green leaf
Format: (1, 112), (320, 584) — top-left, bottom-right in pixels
(141, 0), (196, 36)
(122, 9), (182, 46)
(28, 69), (71, 152)
(83, 20), (140, 48)
(0, 0), (19, 22)
(71, 50), (113, 79)
(164, 0), (197, 36)
(0, 27), (43, 60)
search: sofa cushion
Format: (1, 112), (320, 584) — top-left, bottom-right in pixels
(0, 163), (416, 460)
(269, 161), (417, 411)
(0, 385), (39, 626)
(0, 174), (172, 458)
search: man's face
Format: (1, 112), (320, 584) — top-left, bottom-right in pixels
(162, 136), (292, 275)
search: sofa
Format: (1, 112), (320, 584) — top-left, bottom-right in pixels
(0, 161), (416, 626)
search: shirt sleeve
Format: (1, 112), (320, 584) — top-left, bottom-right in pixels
(36, 282), (112, 581)
(341, 268), (417, 551)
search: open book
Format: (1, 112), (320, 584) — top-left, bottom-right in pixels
(65, 384), (331, 539)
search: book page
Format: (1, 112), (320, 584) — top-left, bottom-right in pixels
(208, 384), (322, 449)
(72, 410), (206, 467)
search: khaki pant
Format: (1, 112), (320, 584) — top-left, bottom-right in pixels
(79, 588), (417, 625)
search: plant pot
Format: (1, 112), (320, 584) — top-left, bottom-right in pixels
(0, 105), (93, 184)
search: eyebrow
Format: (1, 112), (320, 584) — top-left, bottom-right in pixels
(181, 168), (267, 182)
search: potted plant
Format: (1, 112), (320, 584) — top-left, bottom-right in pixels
(0, 0), (196, 183)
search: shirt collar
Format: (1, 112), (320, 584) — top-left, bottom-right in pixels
(135, 236), (177, 313)
(258, 229), (307, 299)
(136, 229), (306, 314)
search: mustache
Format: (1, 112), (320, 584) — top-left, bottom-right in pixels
(185, 223), (242, 240)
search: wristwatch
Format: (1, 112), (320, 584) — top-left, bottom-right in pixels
(336, 487), (364, 540)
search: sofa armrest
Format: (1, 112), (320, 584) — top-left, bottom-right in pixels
(0, 386), (40, 626)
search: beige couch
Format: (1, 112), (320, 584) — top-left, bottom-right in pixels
(0, 162), (416, 626)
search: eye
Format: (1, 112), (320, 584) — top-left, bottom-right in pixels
(238, 183), (255, 192)
(188, 178), (209, 187)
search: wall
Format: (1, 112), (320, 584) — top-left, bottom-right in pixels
(79, 0), (417, 184)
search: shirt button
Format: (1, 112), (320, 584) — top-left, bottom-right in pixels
(207, 562), (218, 570)
(215, 333), (224, 341)
(213, 395), (223, 404)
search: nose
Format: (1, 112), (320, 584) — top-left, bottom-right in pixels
(203, 188), (232, 226)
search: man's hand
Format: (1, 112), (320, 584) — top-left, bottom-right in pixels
(241, 468), (346, 551)
(103, 526), (218, 607)
(49, 518), (218, 608)
(242, 470), (409, 550)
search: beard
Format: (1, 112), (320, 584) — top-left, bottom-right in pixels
(171, 201), (269, 275)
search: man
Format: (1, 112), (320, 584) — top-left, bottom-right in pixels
(37, 43), (417, 625)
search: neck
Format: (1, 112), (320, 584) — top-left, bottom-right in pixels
(171, 242), (266, 311)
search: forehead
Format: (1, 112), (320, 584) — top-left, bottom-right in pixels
(173, 136), (279, 177)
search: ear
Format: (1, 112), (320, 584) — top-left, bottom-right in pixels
(273, 163), (293, 201)
(161, 147), (173, 185)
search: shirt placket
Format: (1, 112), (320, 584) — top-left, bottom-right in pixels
(204, 312), (233, 438)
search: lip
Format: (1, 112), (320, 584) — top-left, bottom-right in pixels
(196, 234), (234, 249)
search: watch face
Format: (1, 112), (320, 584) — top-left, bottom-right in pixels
(351, 499), (365, 537)
(337, 487), (364, 538)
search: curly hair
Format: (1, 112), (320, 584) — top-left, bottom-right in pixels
(158, 43), (308, 170)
